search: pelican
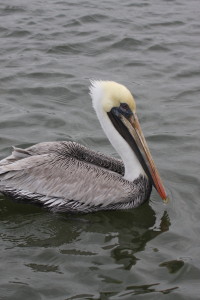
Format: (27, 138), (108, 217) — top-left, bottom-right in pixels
(0, 81), (167, 213)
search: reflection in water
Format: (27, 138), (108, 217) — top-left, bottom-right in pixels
(120, 283), (178, 297)
(0, 195), (173, 298)
(107, 207), (171, 270)
(1, 195), (171, 251)
(159, 260), (184, 274)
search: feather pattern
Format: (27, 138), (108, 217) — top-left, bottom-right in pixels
(0, 142), (151, 212)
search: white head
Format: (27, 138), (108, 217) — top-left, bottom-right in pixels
(90, 80), (136, 114)
(89, 80), (167, 201)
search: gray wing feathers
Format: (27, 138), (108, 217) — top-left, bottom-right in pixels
(0, 147), (31, 165)
(0, 142), (129, 209)
(29, 141), (125, 175)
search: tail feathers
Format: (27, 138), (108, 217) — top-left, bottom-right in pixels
(0, 146), (31, 166)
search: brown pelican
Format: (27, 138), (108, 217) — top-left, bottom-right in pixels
(0, 81), (167, 213)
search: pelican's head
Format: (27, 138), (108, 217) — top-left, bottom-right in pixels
(90, 80), (136, 113)
(90, 80), (167, 202)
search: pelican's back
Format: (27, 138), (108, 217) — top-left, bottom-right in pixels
(0, 141), (149, 212)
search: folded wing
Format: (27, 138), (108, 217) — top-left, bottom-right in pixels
(0, 142), (130, 212)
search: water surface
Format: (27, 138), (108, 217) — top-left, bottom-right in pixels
(0, 0), (200, 299)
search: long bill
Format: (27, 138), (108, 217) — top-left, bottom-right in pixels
(121, 113), (167, 201)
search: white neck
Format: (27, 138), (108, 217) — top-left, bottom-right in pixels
(91, 85), (145, 181)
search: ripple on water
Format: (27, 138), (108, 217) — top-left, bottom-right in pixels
(0, 0), (200, 299)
